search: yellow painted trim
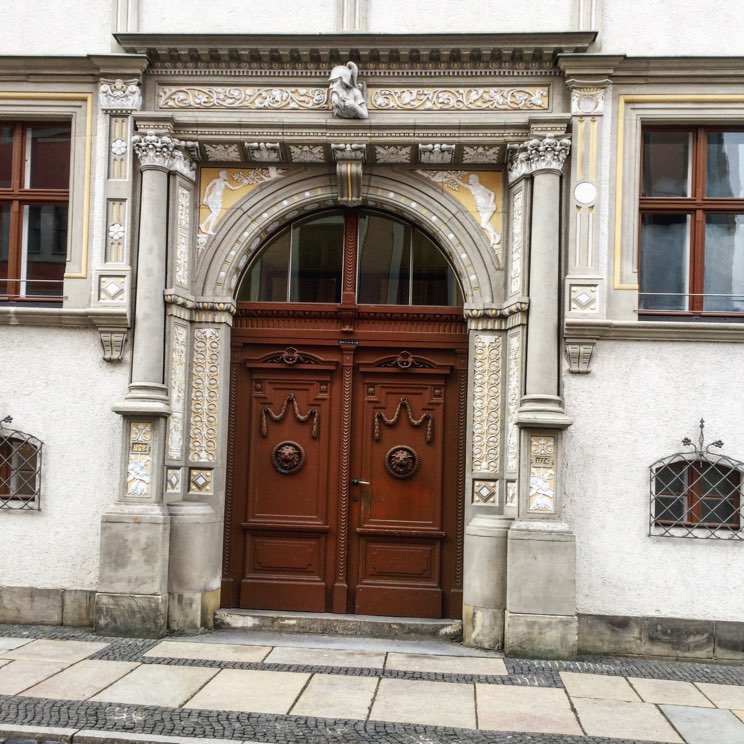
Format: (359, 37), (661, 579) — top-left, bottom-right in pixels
(0, 92), (93, 280)
(614, 94), (744, 290)
(575, 117), (585, 180)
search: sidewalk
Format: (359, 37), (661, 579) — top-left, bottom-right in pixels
(1, 623), (744, 743)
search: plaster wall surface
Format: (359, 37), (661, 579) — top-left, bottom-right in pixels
(0, 327), (127, 591)
(563, 340), (744, 622)
(0, 0), (116, 56)
(600, 0), (743, 56)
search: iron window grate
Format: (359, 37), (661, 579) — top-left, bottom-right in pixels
(650, 419), (743, 539)
(0, 416), (43, 511)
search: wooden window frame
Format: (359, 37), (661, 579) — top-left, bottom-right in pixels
(639, 125), (744, 318)
(0, 120), (70, 303)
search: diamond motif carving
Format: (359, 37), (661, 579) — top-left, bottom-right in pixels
(473, 479), (497, 504)
(99, 276), (125, 302)
(190, 468), (213, 493)
(165, 467), (181, 493)
(570, 284), (598, 312)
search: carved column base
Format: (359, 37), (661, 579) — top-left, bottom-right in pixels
(114, 383), (170, 416)
(516, 394), (573, 429)
(505, 519), (577, 659)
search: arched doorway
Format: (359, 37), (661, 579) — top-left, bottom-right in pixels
(222, 208), (468, 619)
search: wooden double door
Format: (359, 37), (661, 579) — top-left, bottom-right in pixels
(223, 312), (468, 618)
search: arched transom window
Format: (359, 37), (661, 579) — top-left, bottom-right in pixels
(237, 209), (463, 307)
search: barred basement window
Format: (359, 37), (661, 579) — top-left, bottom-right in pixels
(650, 419), (743, 539)
(0, 416), (43, 510)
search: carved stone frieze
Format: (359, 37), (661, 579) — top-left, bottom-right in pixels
(370, 86), (549, 111)
(571, 86), (606, 115)
(463, 145), (501, 164)
(565, 341), (595, 374)
(175, 186), (191, 289)
(471, 334), (501, 474)
(189, 327), (221, 463)
(528, 435), (556, 513)
(126, 422), (153, 499)
(509, 189), (524, 295)
(331, 143), (366, 161)
(375, 145), (411, 163)
(159, 85), (329, 110)
(167, 323), (188, 460)
(132, 131), (196, 179)
(289, 145), (325, 163)
(203, 143), (241, 162)
(99, 78), (142, 115)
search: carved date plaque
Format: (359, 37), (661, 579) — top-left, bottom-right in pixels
(385, 445), (419, 479)
(272, 440), (306, 475)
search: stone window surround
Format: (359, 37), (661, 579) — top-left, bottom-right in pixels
(0, 92), (93, 283)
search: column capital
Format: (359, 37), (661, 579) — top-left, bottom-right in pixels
(132, 131), (197, 179)
(507, 135), (572, 183)
(98, 78), (142, 115)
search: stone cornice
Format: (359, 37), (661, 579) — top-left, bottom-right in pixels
(0, 54), (148, 82)
(0, 307), (128, 329)
(565, 318), (744, 343)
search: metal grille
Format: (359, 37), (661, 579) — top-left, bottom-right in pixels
(650, 419), (743, 539)
(0, 416), (43, 511)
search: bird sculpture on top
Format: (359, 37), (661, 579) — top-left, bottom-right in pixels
(328, 61), (369, 119)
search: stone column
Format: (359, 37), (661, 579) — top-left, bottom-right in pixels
(95, 131), (194, 637)
(505, 134), (578, 659)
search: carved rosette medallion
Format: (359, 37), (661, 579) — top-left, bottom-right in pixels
(272, 440), (306, 475)
(385, 445), (419, 479)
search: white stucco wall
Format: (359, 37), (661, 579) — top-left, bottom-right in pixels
(0, 327), (127, 591)
(563, 340), (744, 621)
(0, 0), (116, 55)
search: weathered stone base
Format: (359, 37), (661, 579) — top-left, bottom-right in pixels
(505, 611), (578, 659)
(168, 588), (220, 634)
(578, 613), (744, 661)
(462, 603), (503, 650)
(0, 587), (95, 627)
(94, 592), (168, 638)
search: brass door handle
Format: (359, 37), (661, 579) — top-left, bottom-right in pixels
(351, 478), (370, 486)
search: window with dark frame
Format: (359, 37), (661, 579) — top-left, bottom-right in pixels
(0, 121), (70, 303)
(640, 127), (744, 317)
(650, 420), (743, 538)
(0, 417), (43, 511)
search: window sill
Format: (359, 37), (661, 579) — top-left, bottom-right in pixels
(565, 318), (744, 343)
(0, 306), (128, 329)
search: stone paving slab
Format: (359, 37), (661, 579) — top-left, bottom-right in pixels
(476, 685), (582, 736)
(387, 652), (507, 676)
(560, 671), (640, 701)
(264, 645), (386, 669)
(183, 668), (309, 714)
(370, 677), (476, 729)
(695, 681), (744, 709)
(90, 664), (218, 708)
(628, 677), (714, 708)
(1, 641), (108, 665)
(145, 641), (272, 664)
(0, 639), (33, 653)
(0, 661), (70, 696)
(290, 672), (378, 720)
(573, 698), (683, 742)
(19, 660), (139, 701)
(660, 705), (744, 744)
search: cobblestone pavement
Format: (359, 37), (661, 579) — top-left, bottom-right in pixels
(1, 624), (744, 743)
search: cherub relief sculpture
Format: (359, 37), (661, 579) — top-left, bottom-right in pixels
(328, 61), (368, 119)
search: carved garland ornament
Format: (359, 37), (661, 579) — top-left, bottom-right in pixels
(373, 397), (433, 444)
(261, 393), (319, 439)
(471, 334), (501, 474)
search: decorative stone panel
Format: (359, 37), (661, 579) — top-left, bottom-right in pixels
(473, 480), (498, 505)
(175, 186), (191, 289)
(471, 334), (502, 474)
(125, 422), (153, 499)
(167, 324), (188, 459)
(188, 328), (221, 463)
(528, 435), (556, 514)
(505, 330), (521, 473)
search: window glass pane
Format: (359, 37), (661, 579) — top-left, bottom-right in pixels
(700, 497), (738, 526)
(654, 495), (686, 524)
(642, 131), (691, 197)
(24, 204), (67, 297)
(0, 126), (13, 188)
(704, 214), (744, 312)
(655, 462), (687, 495)
(357, 212), (411, 304)
(412, 229), (463, 306)
(237, 229), (290, 302)
(707, 132), (744, 197)
(639, 214), (690, 310)
(699, 462), (740, 497)
(0, 203), (9, 296)
(289, 213), (344, 303)
(27, 124), (71, 190)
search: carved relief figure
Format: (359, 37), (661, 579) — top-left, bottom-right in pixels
(453, 174), (501, 252)
(198, 170), (242, 235)
(328, 61), (368, 119)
